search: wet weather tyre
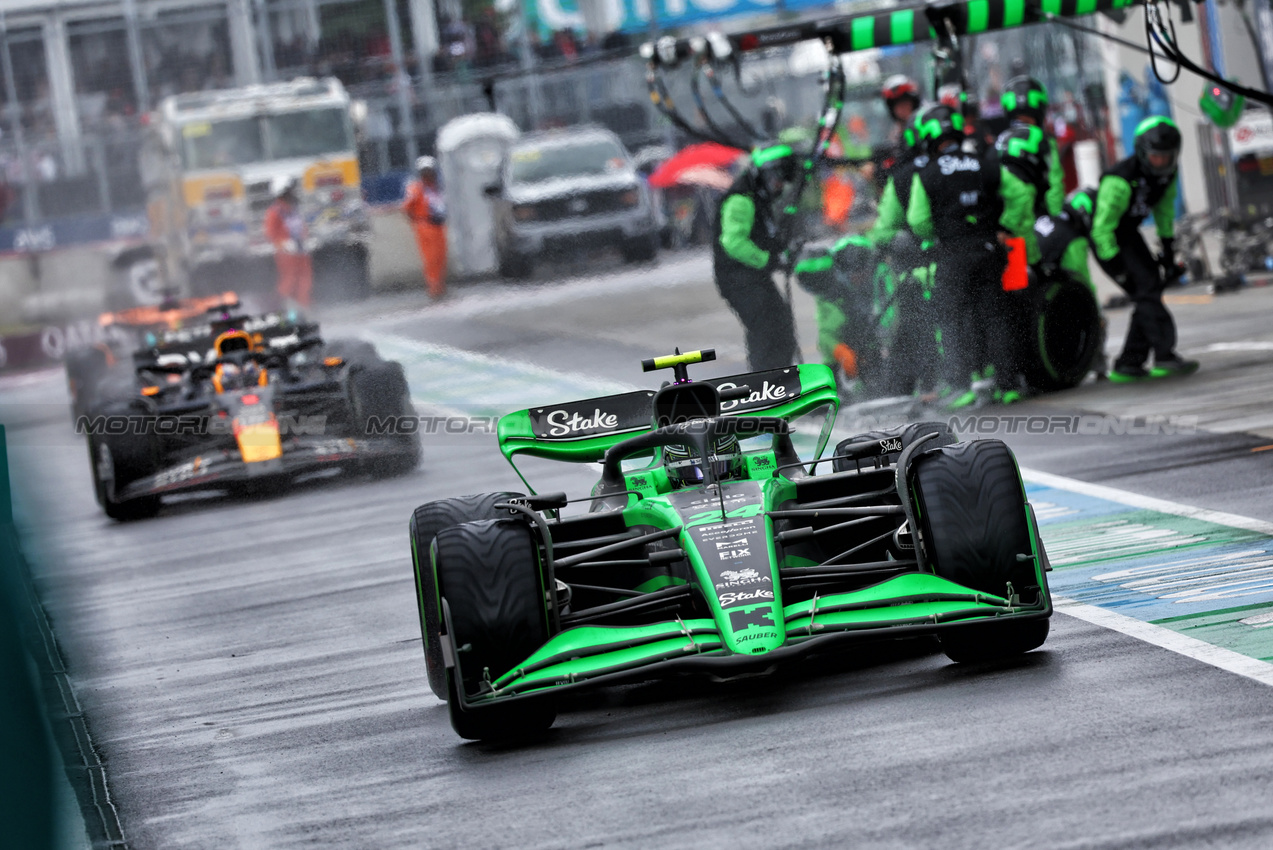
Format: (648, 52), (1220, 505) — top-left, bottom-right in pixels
(409, 492), (526, 699)
(938, 617), (1050, 664)
(910, 439), (1049, 663)
(1018, 272), (1102, 392)
(88, 400), (161, 521)
(435, 519), (556, 740)
(348, 360), (419, 477)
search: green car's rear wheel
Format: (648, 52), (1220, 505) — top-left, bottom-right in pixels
(435, 519), (555, 741)
(910, 439), (1049, 663)
(410, 492), (526, 699)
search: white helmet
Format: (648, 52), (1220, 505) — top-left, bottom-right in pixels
(270, 175), (298, 198)
(415, 155), (437, 173)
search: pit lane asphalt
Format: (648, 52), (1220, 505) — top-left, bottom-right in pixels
(5, 250), (1273, 848)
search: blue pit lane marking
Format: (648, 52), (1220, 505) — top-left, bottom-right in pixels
(1023, 468), (1273, 683)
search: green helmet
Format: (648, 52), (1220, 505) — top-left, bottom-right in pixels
(751, 143), (798, 195)
(916, 105), (964, 156)
(902, 110), (925, 151)
(1002, 76), (1048, 124)
(1133, 116), (1182, 177)
(996, 123), (1048, 186)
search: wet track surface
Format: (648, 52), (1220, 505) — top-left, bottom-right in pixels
(5, 251), (1273, 847)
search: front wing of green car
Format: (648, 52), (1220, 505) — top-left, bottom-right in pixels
(446, 572), (1050, 709)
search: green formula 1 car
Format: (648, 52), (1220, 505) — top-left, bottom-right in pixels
(410, 349), (1052, 740)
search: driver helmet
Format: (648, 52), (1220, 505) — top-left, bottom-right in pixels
(1133, 116), (1182, 177)
(212, 329), (262, 392)
(663, 433), (744, 489)
(751, 143), (799, 197)
(415, 155), (438, 175)
(214, 329), (255, 357)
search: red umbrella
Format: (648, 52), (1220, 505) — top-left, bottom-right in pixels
(648, 142), (746, 189)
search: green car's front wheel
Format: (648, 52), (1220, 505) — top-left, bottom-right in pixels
(910, 439), (1049, 663)
(435, 519), (556, 741)
(409, 492), (526, 699)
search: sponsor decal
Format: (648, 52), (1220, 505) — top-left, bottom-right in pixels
(735, 629), (778, 643)
(311, 438), (357, 457)
(710, 369), (801, 413)
(153, 458), (205, 489)
(937, 154), (982, 175)
(727, 604), (776, 632)
(529, 390), (654, 440)
(717, 566), (772, 588)
(879, 438), (903, 453)
(545, 407), (618, 436)
(718, 588), (774, 607)
(15, 226), (55, 252)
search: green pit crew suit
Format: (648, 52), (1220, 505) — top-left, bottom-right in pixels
(793, 235), (889, 384)
(905, 107), (1013, 392)
(1091, 116), (1189, 376)
(996, 124), (1053, 264)
(713, 146), (798, 371)
(1034, 189), (1097, 291)
(1000, 76), (1065, 219)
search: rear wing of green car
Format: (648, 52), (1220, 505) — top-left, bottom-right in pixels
(497, 364), (840, 491)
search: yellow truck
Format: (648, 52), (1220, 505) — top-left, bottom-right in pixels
(141, 77), (370, 300)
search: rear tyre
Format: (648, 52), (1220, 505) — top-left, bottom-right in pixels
(409, 492), (526, 699)
(435, 519), (556, 740)
(1018, 272), (1102, 392)
(348, 360), (419, 477)
(910, 439), (1049, 663)
(88, 400), (162, 521)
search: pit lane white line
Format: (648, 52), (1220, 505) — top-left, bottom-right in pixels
(1019, 468), (1273, 537)
(1021, 467), (1273, 688)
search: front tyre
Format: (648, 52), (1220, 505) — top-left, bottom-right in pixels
(88, 400), (161, 521)
(410, 492), (527, 699)
(435, 519), (555, 740)
(910, 439), (1049, 663)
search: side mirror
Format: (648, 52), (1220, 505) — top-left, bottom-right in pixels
(483, 183), (501, 198)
